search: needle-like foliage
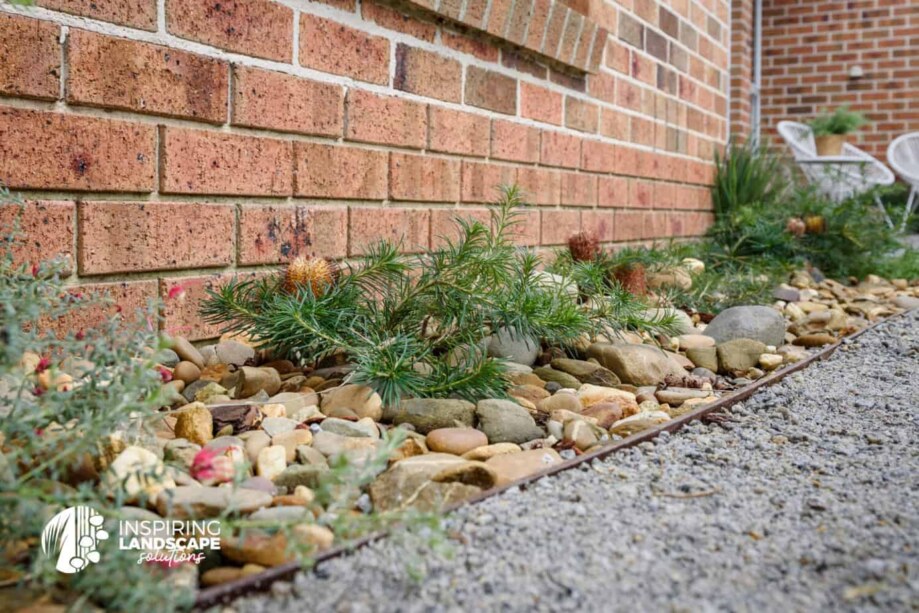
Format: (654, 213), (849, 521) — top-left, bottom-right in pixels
(203, 186), (669, 406)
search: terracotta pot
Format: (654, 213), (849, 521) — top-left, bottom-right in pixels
(814, 134), (846, 156)
(612, 263), (647, 296)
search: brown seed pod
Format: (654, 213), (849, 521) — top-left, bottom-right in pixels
(785, 217), (806, 237)
(804, 214), (826, 234)
(568, 231), (600, 262)
(283, 256), (338, 297)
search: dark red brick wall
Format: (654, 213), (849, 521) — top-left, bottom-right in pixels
(0, 0), (727, 339)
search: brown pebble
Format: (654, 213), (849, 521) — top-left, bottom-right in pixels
(793, 333), (837, 347)
(172, 361), (201, 384)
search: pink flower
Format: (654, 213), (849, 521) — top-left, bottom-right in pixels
(157, 366), (173, 383)
(167, 284), (187, 301)
(34, 356), (51, 374)
(190, 446), (239, 485)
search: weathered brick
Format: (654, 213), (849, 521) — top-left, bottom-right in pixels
(465, 67), (517, 115)
(0, 107), (155, 192)
(619, 12), (644, 48)
(442, 31), (498, 61)
(295, 143), (387, 200)
(0, 13), (60, 101)
(461, 161), (516, 203)
(507, 208), (541, 246)
(540, 131), (581, 168)
(349, 207), (430, 255)
(167, 0), (293, 61)
(52, 280), (159, 338)
(0, 200), (73, 272)
(600, 108), (630, 139)
(520, 82), (562, 125)
(517, 167), (561, 205)
(541, 209), (580, 245)
(238, 204), (347, 264)
(525, 0), (552, 51)
(581, 140), (617, 173)
(633, 180), (653, 207)
(461, 0), (488, 28)
(362, 0), (436, 41)
(484, 0), (512, 37)
(429, 108), (490, 157)
(581, 209), (615, 242)
(161, 273), (262, 341)
(559, 12), (583, 63)
(491, 120), (540, 163)
(390, 154), (460, 202)
(38, 0), (156, 30)
(346, 90), (427, 149)
(159, 127), (292, 196)
(560, 172), (597, 206)
(299, 14), (389, 85)
(565, 97), (599, 133)
(598, 176), (630, 207)
(67, 30), (228, 123)
(506, 0), (533, 44)
(78, 202), (234, 274)
(430, 208), (491, 248)
(605, 39), (631, 74)
(613, 210), (644, 241)
(542, 3), (568, 55)
(232, 66), (342, 137)
(395, 44), (462, 102)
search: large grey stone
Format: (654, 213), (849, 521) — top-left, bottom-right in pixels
(475, 399), (544, 444)
(703, 305), (786, 346)
(487, 327), (539, 366)
(385, 399), (476, 434)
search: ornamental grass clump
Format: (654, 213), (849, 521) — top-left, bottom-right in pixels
(203, 187), (676, 407)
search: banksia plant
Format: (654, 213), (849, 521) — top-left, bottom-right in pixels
(283, 255), (338, 297)
(568, 231), (600, 262)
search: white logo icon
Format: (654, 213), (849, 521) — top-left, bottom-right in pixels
(41, 506), (108, 574)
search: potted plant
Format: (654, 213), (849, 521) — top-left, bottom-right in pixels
(808, 106), (868, 156)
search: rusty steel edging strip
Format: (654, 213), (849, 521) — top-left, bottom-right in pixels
(194, 311), (905, 608)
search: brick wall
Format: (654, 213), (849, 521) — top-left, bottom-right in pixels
(731, 0), (918, 160)
(0, 0), (728, 340)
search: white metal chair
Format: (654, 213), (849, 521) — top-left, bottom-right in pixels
(887, 133), (919, 231)
(777, 120), (896, 227)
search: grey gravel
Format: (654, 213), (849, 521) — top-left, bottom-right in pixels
(237, 311), (919, 613)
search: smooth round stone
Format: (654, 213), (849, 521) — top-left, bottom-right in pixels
(677, 334), (716, 350)
(173, 361), (202, 385)
(461, 442), (521, 461)
(426, 428), (488, 456)
(239, 476), (277, 494)
(261, 417), (298, 437)
(256, 445), (287, 481)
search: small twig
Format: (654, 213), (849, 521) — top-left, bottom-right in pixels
(654, 487), (721, 499)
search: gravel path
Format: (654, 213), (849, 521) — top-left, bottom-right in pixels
(237, 311), (919, 613)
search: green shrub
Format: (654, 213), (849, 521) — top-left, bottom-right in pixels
(808, 106), (868, 136)
(712, 139), (788, 217)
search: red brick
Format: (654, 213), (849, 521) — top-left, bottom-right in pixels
(395, 44), (462, 102)
(507, 208), (541, 246)
(0, 107), (155, 192)
(159, 127), (292, 196)
(0, 200), (73, 272)
(238, 204), (347, 265)
(0, 13), (60, 101)
(295, 143), (388, 200)
(67, 30), (228, 123)
(565, 97), (599, 133)
(520, 82), (562, 125)
(540, 131), (581, 168)
(461, 161), (517, 203)
(542, 3), (568, 55)
(52, 280), (159, 338)
(645, 210), (669, 237)
(232, 66), (342, 137)
(167, 0), (293, 61)
(465, 67), (517, 115)
(484, 0), (512, 37)
(349, 207), (430, 255)
(598, 176), (630, 207)
(461, 0), (488, 28)
(78, 202), (234, 274)
(525, 0), (552, 50)
(600, 108), (630, 139)
(581, 140), (618, 172)
(616, 146), (640, 176)
(442, 31), (498, 62)
(37, 0), (156, 30)
(161, 273), (262, 341)
(517, 167), (561, 205)
(429, 108), (490, 157)
(430, 207), (492, 248)
(560, 172), (597, 206)
(541, 209), (580, 245)
(491, 120), (540, 163)
(299, 14), (389, 85)
(613, 210), (644, 241)
(581, 209), (615, 242)
(346, 90), (427, 149)
(362, 0), (436, 41)
(390, 154), (460, 202)
(559, 12), (583, 63)
(604, 39), (631, 73)
(633, 180), (653, 207)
